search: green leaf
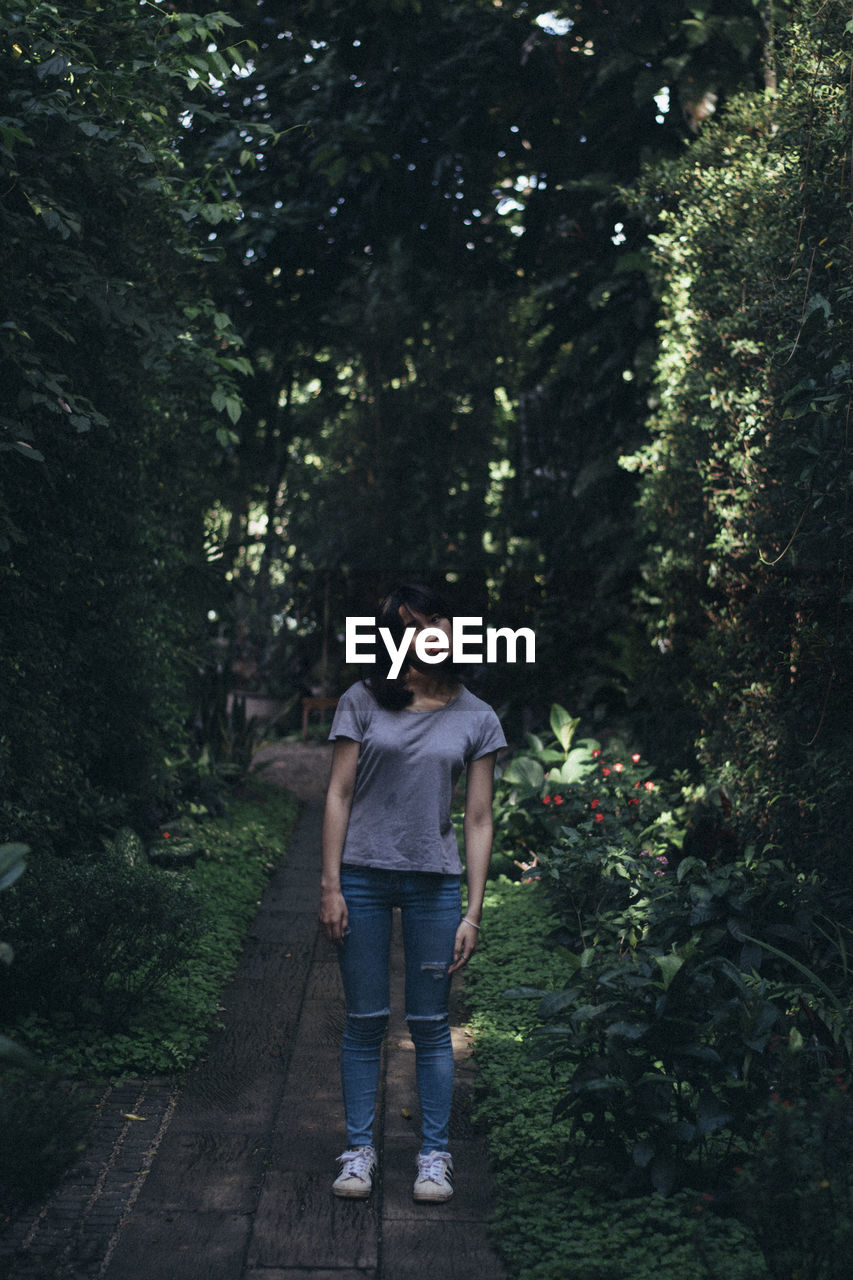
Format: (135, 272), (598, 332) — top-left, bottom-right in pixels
(538, 989), (582, 1017)
(654, 953), (684, 990)
(606, 1020), (648, 1041)
(632, 1139), (655, 1167)
(0, 1034), (35, 1069)
(4, 441), (45, 462)
(499, 756), (544, 796)
(697, 1091), (732, 1136)
(550, 747), (598, 785)
(549, 703), (578, 754)
(0, 843), (28, 892)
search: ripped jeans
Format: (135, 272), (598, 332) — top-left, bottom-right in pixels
(337, 865), (461, 1154)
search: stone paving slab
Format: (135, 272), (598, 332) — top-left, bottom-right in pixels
(0, 1078), (179, 1280)
(2, 757), (507, 1279)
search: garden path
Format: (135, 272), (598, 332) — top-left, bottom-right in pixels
(2, 740), (506, 1279)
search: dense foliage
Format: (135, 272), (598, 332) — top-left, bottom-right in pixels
(623, 0), (853, 882)
(472, 702), (853, 1277)
(188, 0), (791, 731)
(0, 1), (251, 850)
(466, 877), (767, 1280)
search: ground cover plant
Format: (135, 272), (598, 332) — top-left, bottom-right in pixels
(465, 876), (766, 1280)
(467, 705), (853, 1279)
(0, 781), (298, 1210)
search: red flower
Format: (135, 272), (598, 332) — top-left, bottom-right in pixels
(543, 795), (551, 805)
(644, 780), (655, 791)
(602, 766), (611, 777)
(590, 798), (600, 809)
(614, 762), (624, 773)
(628, 798), (639, 806)
(554, 795), (564, 805)
(592, 749), (601, 759)
(594, 812), (605, 823)
(163, 831), (171, 839)
(631, 752), (641, 763)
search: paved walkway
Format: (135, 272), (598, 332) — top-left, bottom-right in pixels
(2, 748), (507, 1279)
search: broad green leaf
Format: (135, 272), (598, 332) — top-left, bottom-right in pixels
(9, 441), (45, 462)
(606, 1021), (648, 1040)
(538, 989), (581, 1018)
(654, 953), (684, 990)
(551, 747), (598, 785)
(0, 1035), (34, 1068)
(499, 756), (544, 796)
(697, 1091), (732, 1136)
(549, 704), (578, 753)
(632, 1139), (655, 1167)
(0, 843), (28, 892)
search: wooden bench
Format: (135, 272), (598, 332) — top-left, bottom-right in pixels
(301, 696), (339, 742)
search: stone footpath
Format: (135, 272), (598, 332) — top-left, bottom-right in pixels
(1, 743), (507, 1279)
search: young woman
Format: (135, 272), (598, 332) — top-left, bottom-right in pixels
(319, 583), (505, 1202)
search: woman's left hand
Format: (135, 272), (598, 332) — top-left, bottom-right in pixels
(448, 918), (479, 974)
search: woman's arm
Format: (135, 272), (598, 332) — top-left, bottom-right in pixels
(319, 737), (361, 944)
(449, 750), (497, 974)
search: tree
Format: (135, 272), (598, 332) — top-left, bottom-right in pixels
(189, 0), (793, 728)
(0, 1), (251, 843)
(187, 0), (537, 705)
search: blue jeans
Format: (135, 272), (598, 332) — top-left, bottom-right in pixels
(338, 865), (461, 1154)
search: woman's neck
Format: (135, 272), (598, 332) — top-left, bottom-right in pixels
(403, 665), (460, 708)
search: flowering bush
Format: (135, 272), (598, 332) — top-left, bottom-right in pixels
(496, 705), (853, 1200)
(492, 703), (691, 896)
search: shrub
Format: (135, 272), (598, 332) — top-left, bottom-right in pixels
(0, 845), (204, 1034)
(731, 1082), (853, 1280)
(466, 877), (767, 1280)
(0, 783), (299, 1079)
(490, 706), (853, 1200)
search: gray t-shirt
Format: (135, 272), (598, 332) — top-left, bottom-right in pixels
(329, 680), (506, 875)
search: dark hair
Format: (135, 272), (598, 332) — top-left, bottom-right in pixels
(364, 582), (456, 710)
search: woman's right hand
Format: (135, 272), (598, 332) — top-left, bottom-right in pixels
(319, 888), (348, 945)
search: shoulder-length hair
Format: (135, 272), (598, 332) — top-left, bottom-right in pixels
(364, 582), (456, 710)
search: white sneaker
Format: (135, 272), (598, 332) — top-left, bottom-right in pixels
(332, 1146), (377, 1198)
(413, 1150), (454, 1202)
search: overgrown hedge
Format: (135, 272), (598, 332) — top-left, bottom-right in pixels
(0, 2), (250, 853)
(623, 0), (853, 888)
